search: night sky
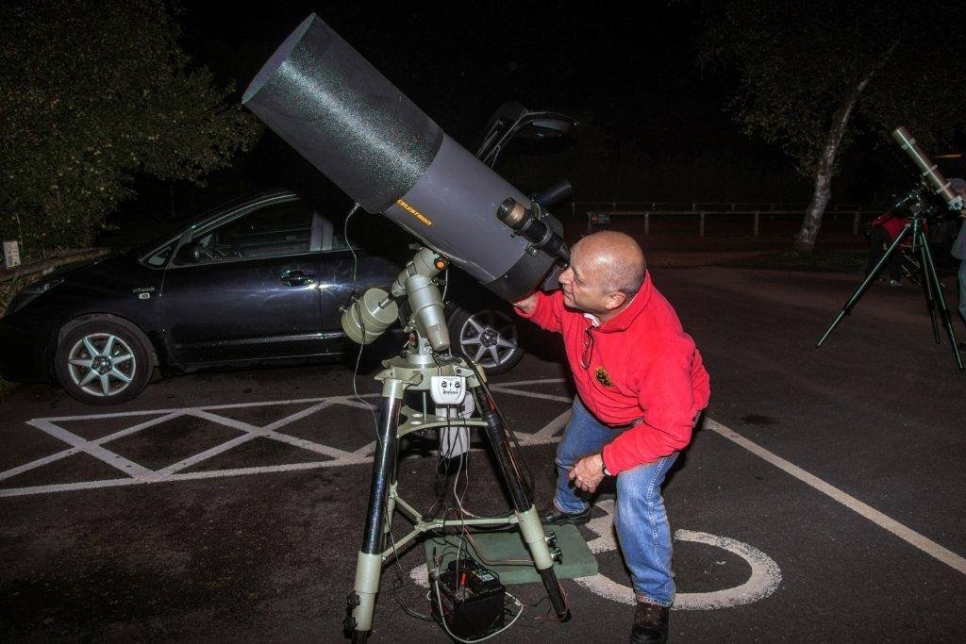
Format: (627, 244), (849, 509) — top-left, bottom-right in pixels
(100, 1), (966, 221)
(171, 1), (789, 202)
(183, 1), (712, 143)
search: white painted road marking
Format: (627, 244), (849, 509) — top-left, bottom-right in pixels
(1, 382), (963, 582)
(0, 385), (571, 497)
(706, 419), (966, 575)
(407, 500), (782, 611)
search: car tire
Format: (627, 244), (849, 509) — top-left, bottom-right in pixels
(54, 316), (154, 406)
(447, 306), (524, 375)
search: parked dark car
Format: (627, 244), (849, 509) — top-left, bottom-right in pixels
(0, 190), (528, 405)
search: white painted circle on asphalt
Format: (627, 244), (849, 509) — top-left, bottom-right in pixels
(576, 499), (782, 609)
(409, 499), (782, 610)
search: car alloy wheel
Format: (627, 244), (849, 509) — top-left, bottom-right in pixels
(448, 306), (524, 375)
(54, 317), (153, 405)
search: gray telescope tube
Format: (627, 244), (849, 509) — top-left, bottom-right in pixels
(243, 14), (559, 302)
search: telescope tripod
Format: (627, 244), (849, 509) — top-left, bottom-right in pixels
(343, 344), (570, 642)
(816, 215), (964, 371)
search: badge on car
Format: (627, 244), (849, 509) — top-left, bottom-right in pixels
(133, 286), (155, 300)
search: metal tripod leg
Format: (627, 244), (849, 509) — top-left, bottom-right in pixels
(468, 379), (570, 621)
(344, 358), (570, 640)
(916, 232), (942, 343)
(816, 223), (914, 347)
(917, 234), (964, 370)
(345, 378), (406, 643)
(817, 218), (963, 370)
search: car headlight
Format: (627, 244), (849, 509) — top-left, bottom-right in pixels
(5, 277), (64, 315)
(22, 277), (65, 295)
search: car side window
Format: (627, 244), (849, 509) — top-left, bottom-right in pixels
(312, 211), (353, 252)
(145, 244), (173, 267)
(175, 200), (316, 266)
(217, 201), (314, 258)
(331, 227), (349, 250)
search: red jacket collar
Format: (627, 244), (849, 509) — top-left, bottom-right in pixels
(596, 272), (652, 333)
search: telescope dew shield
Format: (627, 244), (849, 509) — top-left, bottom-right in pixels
(243, 14), (561, 301)
(242, 16), (440, 214)
(892, 126), (959, 208)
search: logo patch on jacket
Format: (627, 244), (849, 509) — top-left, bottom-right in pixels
(595, 367), (613, 387)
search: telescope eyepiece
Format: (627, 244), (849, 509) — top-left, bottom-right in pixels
(496, 198), (569, 263)
(497, 198), (529, 229)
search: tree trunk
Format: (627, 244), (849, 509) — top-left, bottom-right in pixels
(792, 40), (900, 253)
(793, 142), (837, 253)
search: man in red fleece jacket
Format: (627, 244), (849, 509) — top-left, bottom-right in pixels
(514, 231), (710, 644)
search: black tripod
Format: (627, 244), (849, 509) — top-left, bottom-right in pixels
(343, 336), (569, 643)
(816, 207), (964, 371)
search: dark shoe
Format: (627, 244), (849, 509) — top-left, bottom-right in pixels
(630, 600), (669, 644)
(542, 504), (591, 526)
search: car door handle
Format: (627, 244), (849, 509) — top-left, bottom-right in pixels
(280, 270), (316, 287)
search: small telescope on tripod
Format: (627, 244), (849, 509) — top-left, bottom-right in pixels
(243, 14), (576, 641)
(816, 126), (964, 371)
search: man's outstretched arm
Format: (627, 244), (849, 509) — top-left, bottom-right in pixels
(512, 292), (539, 315)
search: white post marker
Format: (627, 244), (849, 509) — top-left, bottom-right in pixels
(3, 240), (21, 268)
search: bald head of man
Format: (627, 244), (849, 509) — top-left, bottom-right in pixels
(557, 231), (646, 321)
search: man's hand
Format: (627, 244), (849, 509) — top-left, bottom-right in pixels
(512, 292), (538, 314)
(568, 452), (607, 493)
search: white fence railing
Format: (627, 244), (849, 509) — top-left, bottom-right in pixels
(569, 202), (869, 237)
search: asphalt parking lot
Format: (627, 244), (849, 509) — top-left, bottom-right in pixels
(2, 265), (965, 642)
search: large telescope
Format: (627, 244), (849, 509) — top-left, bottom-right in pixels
(242, 14), (567, 303)
(892, 126), (964, 212)
(243, 17), (577, 638)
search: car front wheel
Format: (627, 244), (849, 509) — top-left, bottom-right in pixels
(54, 317), (153, 406)
(448, 306), (525, 375)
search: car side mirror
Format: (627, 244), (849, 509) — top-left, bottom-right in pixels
(175, 242), (204, 264)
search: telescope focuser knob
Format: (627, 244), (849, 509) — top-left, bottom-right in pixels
(546, 531), (563, 562)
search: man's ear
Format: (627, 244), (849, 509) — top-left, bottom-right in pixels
(605, 291), (627, 311)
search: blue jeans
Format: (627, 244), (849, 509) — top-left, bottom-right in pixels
(554, 397), (679, 606)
